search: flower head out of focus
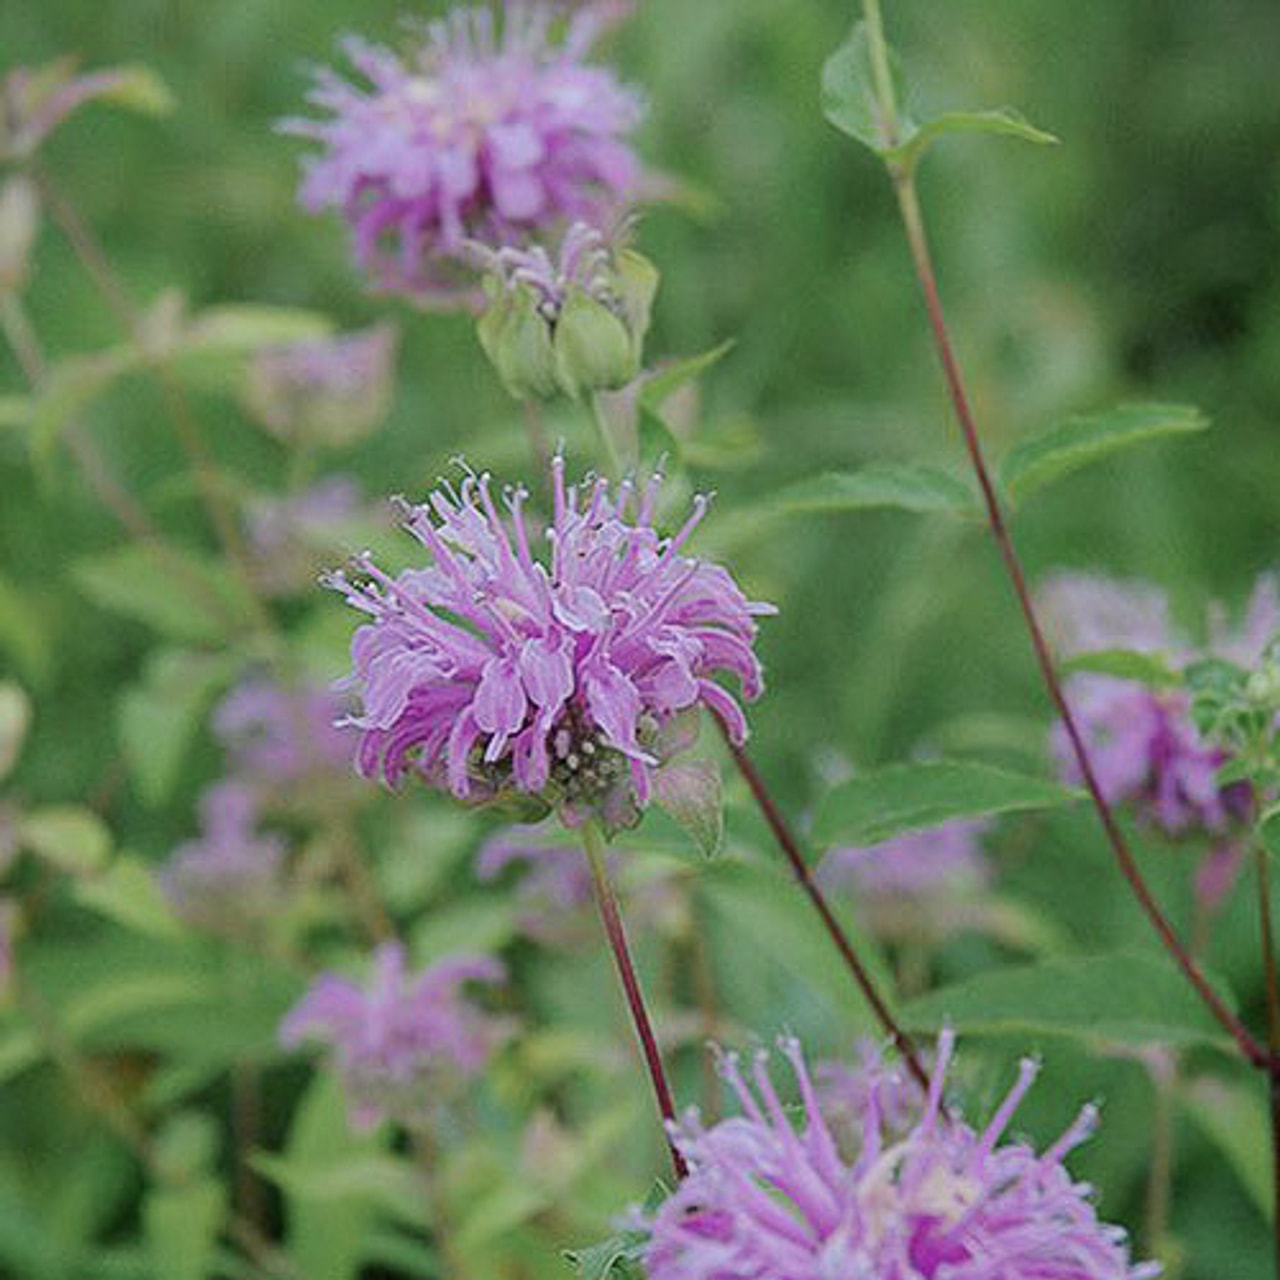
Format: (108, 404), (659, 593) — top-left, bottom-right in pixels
(282, 3), (644, 301)
(475, 825), (593, 942)
(157, 782), (288, 936)
(214, 676), (356, 788)
(244, 323), (398, 448)
(819, 820), (991, 904)
(643, 1030), (1158, 1280)
(474, 220), (658, 400)
(280, 941), (507, 1132)
(1041, 572), (1280, 836)
(326, 457), (772, 830)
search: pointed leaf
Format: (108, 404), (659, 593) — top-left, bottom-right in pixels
(74, 855), (182, 940)
(999, 403), (1209, 507)
(821, 21), (909, 153)
(902, 952), (1236, 1053)
(813, 760), (1080, 849)
(639, 340), (735, 415)
(891, 107), (1057, 170)
(1060, 647), (1182, 688)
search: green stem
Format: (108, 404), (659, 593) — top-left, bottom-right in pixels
(580, 820), (688, 1179)
(861, 0), (903, 147)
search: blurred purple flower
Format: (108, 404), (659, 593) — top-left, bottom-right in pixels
(475, 825), (592, 942)
(326, 458), (771, 827)
(280, 941), (507, 1131)
(245, 475), (369, 598)
(818, 820), (991, 903)
(214, 677), (355, 786)
(1041, 572), (1279, 837)
(644, 1030), (1157, 1279)
(282, 3), (644, 301)
(158, 782), (287, 935)
(477, 219), (619, 320)
(244, 323), (398, 447)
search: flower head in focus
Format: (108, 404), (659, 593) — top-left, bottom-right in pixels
(280, 941), (507, 1131)
(157, 782), (288, 936)
(643, 1030), (1158, 1280)
(326, 457), (772, 831)
(1041, 572), (1279, 836)
(282, 3), (644, 301)
(244, 323), (398, 447)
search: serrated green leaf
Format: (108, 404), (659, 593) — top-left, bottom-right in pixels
(74, 854), (182, 940)
(902, 952), (1236, 1052)
(813, 760), (1080, 849)
(72, 543), (248, 643)
(999, 403), (1208, 507)
(143, 1177), (224, 1280)
(821, 21), (909, 153)
(20, 805), (111, 874)
(639, 340), (735, 416)
(118, 648), (235, 805)
(1059, 647), (1181, 688)
(890, 107), (1058, 170)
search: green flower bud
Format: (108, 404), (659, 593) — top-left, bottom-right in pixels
(476, 282), (559, 401)
(552, 284), (637, 399)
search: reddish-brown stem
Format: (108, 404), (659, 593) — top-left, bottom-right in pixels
(581, 821), (688, 1180)
(1251, 829), (1280, 1270)
(720, 728), (932, 1095)
(888, 170), (1265, 1070)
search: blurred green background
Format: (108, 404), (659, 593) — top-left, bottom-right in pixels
(3, 0), (1280, 1275)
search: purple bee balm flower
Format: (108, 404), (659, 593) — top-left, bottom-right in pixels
(214, 676), (356, 786)
(158, 781), (288, 935)
(1041, 572), (1277, 837)
(280, 941), (507, 1132)
(644, 1030), (1158, 1280)
(282, 3), (644, 301)
(326, 458), (772, 828)
(818, 820), (991, 903)
(244, 323), (398, 447)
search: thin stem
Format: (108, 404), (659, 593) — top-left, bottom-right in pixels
(719, 727), (931, 1095)
(1143, 1053), (1178, 1259)
(861, 0), (903, 148)
(36, 167), (273, 632)
(520, 398), (552, 481)
(0, 294), (241, 632)
(879, 164), (1265, 1069)
(580, 819), (688, 1180)
(1253, 833), (1280, 1266)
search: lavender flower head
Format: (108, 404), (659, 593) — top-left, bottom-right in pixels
(214, 677), (356, 786)
(244, 323), (398, 447)
(818, 820), (991, 903)
(644, 1030), (1157, 1279)
(326, 457), (772, 829)
(283, 3), (644, 300)
(158, 782), (287, 935)
(1042, 572), (1280, 835)
(280, 941), (507, 1131)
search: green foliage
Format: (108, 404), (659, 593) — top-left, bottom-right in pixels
(999, 403), (1209, 508)
(1059, 648), (1182, 688)
(903, 952), (1239, 1053)
(812, 760), (1080, 848)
